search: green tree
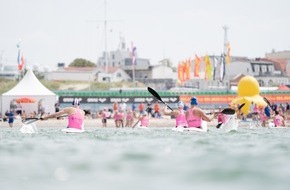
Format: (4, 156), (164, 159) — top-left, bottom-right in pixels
(69, 58), (96, 67)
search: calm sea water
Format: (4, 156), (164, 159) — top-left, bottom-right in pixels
(1, 124), (290, 190)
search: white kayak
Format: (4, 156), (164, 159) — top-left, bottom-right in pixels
(61, 128), (85, 133)
(20, 123), (38, 134)
(219, 114), (239, 133)
(137, 126), (149, 129)
(172, 121), (208, 133)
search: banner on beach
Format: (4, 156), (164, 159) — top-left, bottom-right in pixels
(58, 96), (180, 104)
(180, 94), (290, 105)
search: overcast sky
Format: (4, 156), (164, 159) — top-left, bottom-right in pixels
(0, 0), (289, 70)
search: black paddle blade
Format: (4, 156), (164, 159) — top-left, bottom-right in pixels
(22, 118), (39, 124)
(147, 87), (162, 101)
(216, 122), (223, 128)
(147, 87), (173, 111)
(238, 103), (246, 110)
(221, 108), (235, 115)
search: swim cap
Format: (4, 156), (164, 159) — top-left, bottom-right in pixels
(190, 97), (198, 105)
(141, 111), (147, 115)
(176, 101), (184, 108)
(72, 98), (80, 106)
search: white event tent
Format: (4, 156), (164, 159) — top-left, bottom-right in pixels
(1, 69), (58, 115)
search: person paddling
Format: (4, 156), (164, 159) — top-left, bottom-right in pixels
(41, 98), (85, 131)
(163, 101), (188, 128)
(185, 97), (216, 129)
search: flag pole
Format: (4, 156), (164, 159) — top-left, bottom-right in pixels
(221, 25), (229, 81)
(131, 43), (136, 83)
(17, 40), (21, 81)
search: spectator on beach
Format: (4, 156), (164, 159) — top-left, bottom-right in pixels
(138, 102), (145, 114)
(21, 110), (27, 120)
(132, 102), (136, 112)
(163, 101), (188, 128)
(113, 101), (119, 112)
(7, 110), (14, 127)
(185, 97), (216, 129)
(100, 108), (108, 127)
(30, 111), (37, 118)
(113, 109), (124, 128)
(154, 101), (161, 118)
(146, 102), (153, 117)
(120, 101), (127, 112)
(16, 103), (22, 116)
(41, 98), (85, 130)
(125, 109), (134, 127)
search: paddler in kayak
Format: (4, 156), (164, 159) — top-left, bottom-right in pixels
(41, 98), (85, 130)
(163, 101), (188, 128)
(185, 97), (216, 129)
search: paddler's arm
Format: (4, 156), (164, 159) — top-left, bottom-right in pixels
(199, 108), (216, 122)
(41, 108), (70, 120)
(162, 106), (178, 117)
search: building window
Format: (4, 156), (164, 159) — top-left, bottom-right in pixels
(254, 65), (259, 73)
(268, 66), (274, 72)
(262, 65), (266, 73)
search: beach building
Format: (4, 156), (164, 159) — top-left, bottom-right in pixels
(0, 64), (19, 80)
(226, 59), (289, 87)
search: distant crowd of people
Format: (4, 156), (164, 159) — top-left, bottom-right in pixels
(1, 98), (289, 129)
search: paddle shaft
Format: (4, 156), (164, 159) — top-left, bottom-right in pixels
(263, 97), (273, 110)
(22, 114), (68, 124)
(132, 120), (140, 129)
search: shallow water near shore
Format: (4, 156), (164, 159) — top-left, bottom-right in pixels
(1, 123), (290, 190)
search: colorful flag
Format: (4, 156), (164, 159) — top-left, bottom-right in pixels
(178, 62), (185, 84)
(184, 58), (191, 80)
(17, 48), (24, 71)
(226, 42), (231, 64)
(194, 54), (200, 77)
(204, 55), (212, 80)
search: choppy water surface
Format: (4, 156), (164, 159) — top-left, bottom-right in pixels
(1, 125), (290, 190)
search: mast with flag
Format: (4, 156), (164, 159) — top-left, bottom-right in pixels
(131, 43), (137, 83)
(17, 40), (25, 80)
(220, 25), (229, 81)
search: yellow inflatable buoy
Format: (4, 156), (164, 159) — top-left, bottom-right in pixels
(231, 76), (267, 115)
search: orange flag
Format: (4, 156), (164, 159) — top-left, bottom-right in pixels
(184, 59), (191, 80)
(178, 63), (185, 84)
(194, 54), (200, 77)
(226, 42), (231, 64)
